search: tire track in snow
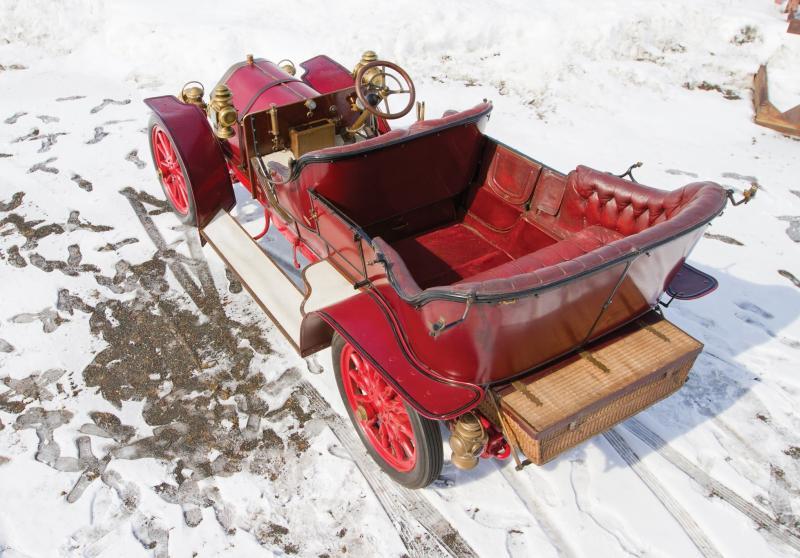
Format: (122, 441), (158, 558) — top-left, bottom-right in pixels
(127, 191), (476, 558)
(299, 382), (477, 558)
(623, 417), (800, 553)
(568, 459), (647, 557)
(497, 464), (577, 558)
(603, 429), (723, 558)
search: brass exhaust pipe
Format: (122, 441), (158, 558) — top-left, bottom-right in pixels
(449, 413), (488, 470)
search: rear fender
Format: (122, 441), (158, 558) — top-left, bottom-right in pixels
(145, 95), (234, 228)
(300, 291), (483, 420)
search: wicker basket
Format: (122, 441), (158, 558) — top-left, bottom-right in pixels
(479, 314), (702, 465)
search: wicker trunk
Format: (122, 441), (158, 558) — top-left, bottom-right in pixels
(480, 312), (702, 465)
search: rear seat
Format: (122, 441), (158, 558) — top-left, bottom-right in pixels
(459, 225), (623, 283)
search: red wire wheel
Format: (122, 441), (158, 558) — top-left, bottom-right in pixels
(332, 333), (442, 488)
(148, 119), (196, 224)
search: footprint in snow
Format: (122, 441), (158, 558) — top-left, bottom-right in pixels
(779, 269), (800, 289)
(56, 95), (85, 102)
(5, 245), (27, 267)
(29, 244), (100, 276)
(9, 307), (67, 333)
(90, 98), (131, 114)
(86, 126), (108, 144)
(0, 192), (24, 212)
(4, 111), (26, 124)
(777, 216), (800, 243)
(37, 132), (68, 153)
(703, 232), (744, 246)
(27, 157), (59, 174)
(734, 301), (774, 319)
(125, 149), (147, 169)
(70, 173), (93, 191)
(36, 115), (59, 123)
(12, 127), (39, 142)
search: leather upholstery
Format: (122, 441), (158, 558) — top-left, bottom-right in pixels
(462, 226), (623, 283)
(376, 165), (727, 299)
(558, 166), (711, 236)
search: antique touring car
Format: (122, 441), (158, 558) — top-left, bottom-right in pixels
(145, 51), (755, 488)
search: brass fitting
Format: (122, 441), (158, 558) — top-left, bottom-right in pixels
(277, 58), (296, 76)
(449, 413), (488, 470)
(179, 81), (207, 112)
(353, 50), (381, 85)
(209, 83), (237, 139)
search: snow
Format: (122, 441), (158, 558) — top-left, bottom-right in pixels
(1, 0), (800, 556)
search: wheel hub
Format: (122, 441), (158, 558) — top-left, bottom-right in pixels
(341, 344), (416, 472)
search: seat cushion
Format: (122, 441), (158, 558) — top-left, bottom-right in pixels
(390, 223), (512, 288)
(460, 225), (623, 283)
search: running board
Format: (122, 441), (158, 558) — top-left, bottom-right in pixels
(201, 209), (355, 352)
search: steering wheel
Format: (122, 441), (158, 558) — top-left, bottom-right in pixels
(354, 60), (416, 120)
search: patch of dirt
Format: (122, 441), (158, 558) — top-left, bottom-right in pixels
(784, 447), (800, 460)
(683, 81), (740, 100)
(732, 25), (760, 45)
(0, 192), (25, 212)
(97, 238), (139, 252)
(29, 244), (100, 276)
(0, 213), (64, 249)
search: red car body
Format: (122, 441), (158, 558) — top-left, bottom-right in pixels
(145, 53), (731, 486)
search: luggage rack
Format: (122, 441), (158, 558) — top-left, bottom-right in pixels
(479, 312), (703, 469)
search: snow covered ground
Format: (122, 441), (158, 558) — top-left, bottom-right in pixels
(1, 0), (799, 556)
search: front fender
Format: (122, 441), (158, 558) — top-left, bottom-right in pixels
(145, 95), (234, 228)
(301, 291), (483, 420)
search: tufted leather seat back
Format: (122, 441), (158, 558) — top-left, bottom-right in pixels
(557, 166), (708, 236)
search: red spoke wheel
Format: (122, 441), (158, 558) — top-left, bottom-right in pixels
(148, 118), (197, 225)
(332, 333), (442, 488)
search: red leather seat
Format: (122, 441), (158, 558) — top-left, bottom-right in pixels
(374, 166), (727, 299)
(460, 226), (624, 283)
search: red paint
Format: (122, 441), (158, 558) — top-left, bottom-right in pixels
(307, 290), (483, 420)
(152, 126), (189, 214)
(147, 58), (726, 421)
(299, 55), (354, 93)
(144, 96), (235, 228)
(222, 58), (321, 115)
(341, 341), (416, 472)
(476, 414), (510, 460)
(251, 206), (271, 240)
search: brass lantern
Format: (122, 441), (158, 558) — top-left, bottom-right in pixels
(209, 84), (238, 139)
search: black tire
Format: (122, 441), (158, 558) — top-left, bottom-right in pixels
(147, 116), (198, 226)
(332, 333), (442, 489)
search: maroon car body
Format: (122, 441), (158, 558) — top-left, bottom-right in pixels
(145, 52), (730, 488)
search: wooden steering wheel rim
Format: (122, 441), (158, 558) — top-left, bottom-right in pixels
(355, 60), (416, 120)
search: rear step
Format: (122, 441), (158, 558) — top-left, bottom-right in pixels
(480, 313), (702, 466)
